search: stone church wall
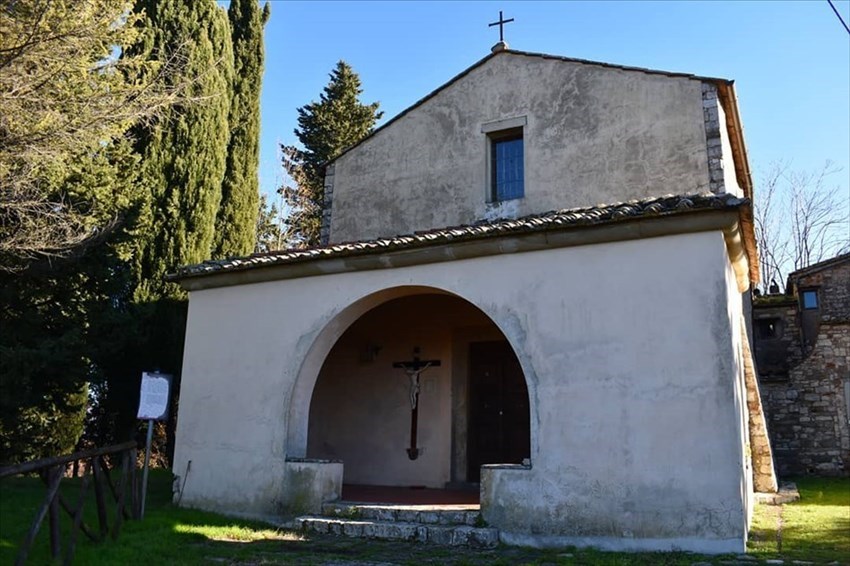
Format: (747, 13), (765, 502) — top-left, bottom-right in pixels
(761, 324), (850, 476)
(328, 52), (714, 243)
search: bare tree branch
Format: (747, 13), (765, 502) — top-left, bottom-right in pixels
(754, 160), (850, 292)
(0, 0), (195, 271)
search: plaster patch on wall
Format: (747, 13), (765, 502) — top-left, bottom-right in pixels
(483, 198), (522, 222)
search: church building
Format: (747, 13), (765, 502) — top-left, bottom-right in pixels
(169, 41), (776, 553)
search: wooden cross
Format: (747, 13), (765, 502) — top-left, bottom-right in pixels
(488, 10), (514, 43)
(392, 348), (441, 461)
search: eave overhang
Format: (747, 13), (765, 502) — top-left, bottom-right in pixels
(170, 194), (752, 293)
(714, 80), (758, 286)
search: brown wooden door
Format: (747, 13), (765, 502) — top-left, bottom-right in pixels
(467, 341), (530, 482)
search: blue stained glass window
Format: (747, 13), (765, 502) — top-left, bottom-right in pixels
(492, 136), (524, 201)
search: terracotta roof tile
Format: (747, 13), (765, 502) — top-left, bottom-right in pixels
(170, 193), (746, 281)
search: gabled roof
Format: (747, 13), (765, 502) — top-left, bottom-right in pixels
(327, 48), (733, 167)
(786, 252), (850, 290)
(170, 192), (747, 283)
(324, 48), (753, 204)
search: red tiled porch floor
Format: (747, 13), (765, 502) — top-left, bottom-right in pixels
(341, 484), (479, 506)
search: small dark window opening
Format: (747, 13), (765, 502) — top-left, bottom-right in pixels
(801, 289), (819, 310)
(755, 318), (782, 340)
(490, 128), (524, 201)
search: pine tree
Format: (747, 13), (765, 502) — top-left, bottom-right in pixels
(214, 0), (270, 259)
(0, 0), (184, 271)
(281, 61), (382, 247)
(255, 192), (283, 253)
(131, 0), (234, 301)
(0, 139), (144, 463)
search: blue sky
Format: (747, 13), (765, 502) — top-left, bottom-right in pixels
(258, 1), (850, 207)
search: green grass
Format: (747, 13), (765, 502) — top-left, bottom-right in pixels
(747, 477), (850, 563)
(1, 471), (848, 565)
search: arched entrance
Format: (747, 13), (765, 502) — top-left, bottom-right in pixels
(303, 290), (530, 500)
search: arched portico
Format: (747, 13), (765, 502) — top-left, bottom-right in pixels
(174, 229), (752, 551)
(284, 285), (533, 493)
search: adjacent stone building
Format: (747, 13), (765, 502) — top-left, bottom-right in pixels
(169, 46), (775, 553)
(753, 253), (850, 476)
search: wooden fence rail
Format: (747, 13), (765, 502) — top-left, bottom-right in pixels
(0, 441), (140, 565)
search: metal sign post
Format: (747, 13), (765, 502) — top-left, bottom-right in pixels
(136, 372), (172, 519)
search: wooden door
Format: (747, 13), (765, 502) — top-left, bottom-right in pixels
(467, 341), (530, 482)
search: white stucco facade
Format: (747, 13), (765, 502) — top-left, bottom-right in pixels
(174, 229), (752, 553)
(172, 48), (765, 554)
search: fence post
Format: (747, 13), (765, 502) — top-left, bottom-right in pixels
(92, 456), (109, 538)
(111, 450), (130, 540)
(15, 465), (63, 566)
(129, 448), (139, 519)
(1, 441), (139, 564)
(48, 465), (61, 559)
(64, 472), (92, 565)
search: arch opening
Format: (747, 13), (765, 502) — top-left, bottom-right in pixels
(303, 291), (531, 497)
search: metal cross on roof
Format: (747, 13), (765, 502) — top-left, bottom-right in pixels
(488, 10), (515, 43)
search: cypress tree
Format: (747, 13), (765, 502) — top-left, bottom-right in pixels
(281, 61), (383, 247)
(131, 0), (234, 300)
(214, 0), (270, 259)
(91, 0), (235, 452)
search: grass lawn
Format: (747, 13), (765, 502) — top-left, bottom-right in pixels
(1, 470), (847, 565)
(747, 477), (850, 563)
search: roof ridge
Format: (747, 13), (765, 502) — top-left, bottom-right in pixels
(787, 252), (850, 281)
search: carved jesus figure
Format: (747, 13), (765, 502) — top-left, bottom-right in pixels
(392, 349), (441, 460)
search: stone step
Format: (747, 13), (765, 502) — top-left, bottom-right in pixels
(321, 502), (482, 526)
(295, 515), (499, 548)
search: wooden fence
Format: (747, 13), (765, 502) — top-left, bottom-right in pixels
(0, 441), (140, 565)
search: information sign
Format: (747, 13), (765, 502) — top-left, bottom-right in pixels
(137, 372), (171, 421)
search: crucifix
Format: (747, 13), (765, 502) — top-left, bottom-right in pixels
(392, 347), (441, 460)
(488, 10), (515, 43)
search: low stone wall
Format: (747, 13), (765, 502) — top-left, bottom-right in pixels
(761, 323), (850, 476)
(281, 458), (343, 516)
(741, 320), (777, 492)
(479, 463), (745, 554)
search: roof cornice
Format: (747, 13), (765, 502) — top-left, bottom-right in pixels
(171, 193), (749, 291)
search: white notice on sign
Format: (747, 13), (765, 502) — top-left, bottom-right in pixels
(137, 372), (171, 420)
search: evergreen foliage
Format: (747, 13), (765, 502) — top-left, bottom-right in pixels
(214, 0), (270, 259)
(87, 0), (238, 456)
(0, 140), (144, 463)
(0, 0), (184, 271)
(0, 0), (268, 464)
(131, 0), (234, 301)
(255, 193), (283, 253)
(281, 61), (382, 247)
